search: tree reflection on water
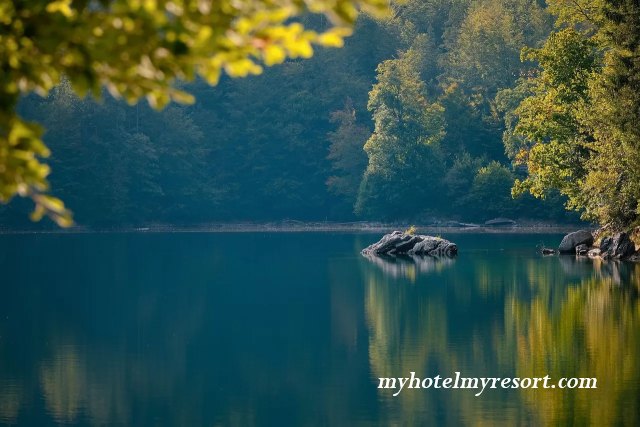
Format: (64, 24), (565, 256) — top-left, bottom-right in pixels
(362, 251), (640, 424)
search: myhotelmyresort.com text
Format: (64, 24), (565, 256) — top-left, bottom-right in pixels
(378, 372), (597, 396)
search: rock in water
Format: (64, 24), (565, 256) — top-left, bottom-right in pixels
(360, 231), (413, 255)
(361, 232), (457, 257)
(608, 232), (636, 259)
(558, 230), (594, 254)
(595, 232), (636, 259)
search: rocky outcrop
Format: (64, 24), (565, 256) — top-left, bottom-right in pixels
(361, 231), (458, 257)
(558, 230), (594, 254)
(600, 232), (636, 259)
(558, 227), (640, 261)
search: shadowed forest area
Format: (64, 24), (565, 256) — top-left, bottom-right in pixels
(3, 0), (635, 228)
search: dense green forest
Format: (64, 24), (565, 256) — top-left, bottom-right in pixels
(5, 0), (631, 228)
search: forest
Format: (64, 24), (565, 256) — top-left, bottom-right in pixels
(1, 0), (638, 229)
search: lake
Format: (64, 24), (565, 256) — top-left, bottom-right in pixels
(0, 232), (639, 426)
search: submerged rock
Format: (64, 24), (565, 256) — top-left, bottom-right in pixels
(484, 218), (517, 227)
(542, 247), (556, 255)
(362, 231), (457, 257)
(576, 244), (589, 255)
(425, 220), (472, 228)
(558, 230), (594, 254)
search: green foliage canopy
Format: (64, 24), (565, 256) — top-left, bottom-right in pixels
(512, 29), (600, 209)
(512, 0), (640, 227)
(355, 51), (447, 219)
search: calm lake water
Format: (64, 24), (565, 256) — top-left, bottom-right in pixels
(1, 232), (639, 426)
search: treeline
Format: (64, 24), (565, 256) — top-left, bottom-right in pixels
(1, 0), (588, 227)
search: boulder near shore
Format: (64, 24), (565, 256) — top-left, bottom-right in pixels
(558, 230), (594, 254)
(361, 231), (458, 257)
(557, 228), (640, 260)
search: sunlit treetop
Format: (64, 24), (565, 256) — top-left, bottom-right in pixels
(0, 0), (390, 226)
(547, 0), (605, 29)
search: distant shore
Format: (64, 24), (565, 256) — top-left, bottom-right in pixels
(0, 220), (588, 235)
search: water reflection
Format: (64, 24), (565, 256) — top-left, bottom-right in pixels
(0, 234), (639, 425)
(40, 345), (87, 424)
(363, 249), (640, 424)
(361, 254), (456, 281)
(0, 381), (22, 425)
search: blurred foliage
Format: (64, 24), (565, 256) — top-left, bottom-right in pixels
(0, 0), (389, 225)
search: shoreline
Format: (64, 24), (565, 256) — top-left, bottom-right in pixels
(0, 221), (588, 235)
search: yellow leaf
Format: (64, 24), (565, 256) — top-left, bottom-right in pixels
(45, 0), (75, 18)
(33, 194), (66, 214)
(263, 45), (286, 66)
(318, 32), (344, 48)
(225, 59), (262, 77)
(8, 121), (40, 146)
(30, 204), (45, 222)
(51, 213), (74, 228)
(289, 40), (313, 58)
(171, 90), (195, 104)
(203, 67), (221, 85)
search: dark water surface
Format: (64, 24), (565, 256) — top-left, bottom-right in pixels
(1, 233), (639, 426)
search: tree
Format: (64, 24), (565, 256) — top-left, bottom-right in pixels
(355, 54), (446, 219)
(581, 0), (640, 225)
(511, 29), (601, 216)
(512, 0), (640, 227)
(0, 0), (389, 225)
